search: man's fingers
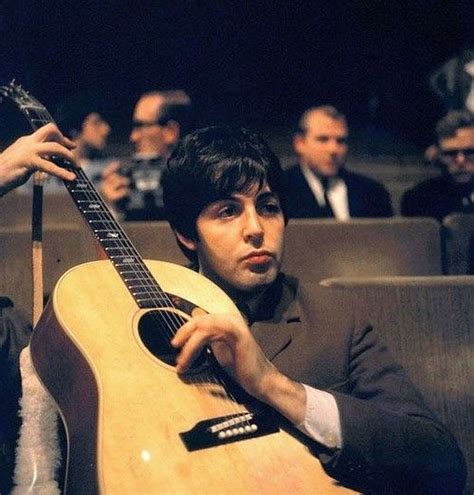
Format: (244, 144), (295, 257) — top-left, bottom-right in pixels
(34, 123), (76, 149)
(174, 329), (209, 373)
(34, 157), (77, 181)
(36, 142), (78, 166)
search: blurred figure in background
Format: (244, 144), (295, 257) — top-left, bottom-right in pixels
(56, 92), (112, 187)
(401, 110), (474, 222)
(430, 49), (474, 113)
(100, 90), (192, 220)
(284, 106), (393, 220)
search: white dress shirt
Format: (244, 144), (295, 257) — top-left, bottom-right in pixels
(300, 164), (350, 220)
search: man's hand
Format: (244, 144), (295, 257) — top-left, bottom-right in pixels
(0, 123), (78, 195)
(99, 161), (130, 204)
(171, 312), (307, 425)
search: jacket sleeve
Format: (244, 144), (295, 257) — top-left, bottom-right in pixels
(320, 324), (466, 494)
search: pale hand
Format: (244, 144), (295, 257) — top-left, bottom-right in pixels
(0, 123), (77, 195)
(171, 311), (307, 425)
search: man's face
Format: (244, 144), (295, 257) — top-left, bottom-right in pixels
(130, 95), (171, 157)
(439, 126), (474, 184)
(179, 184), (285, 297)
(293, 111), (348, 176)
(81, 112), (111, 150)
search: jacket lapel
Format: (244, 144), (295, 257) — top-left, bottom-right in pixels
(250, 276), (303, 361)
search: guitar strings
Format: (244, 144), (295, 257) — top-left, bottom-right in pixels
(20, 94), (250, 423)
(70, 167), (248, 420)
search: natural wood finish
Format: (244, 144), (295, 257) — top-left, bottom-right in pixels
(31, 260), (355, 494)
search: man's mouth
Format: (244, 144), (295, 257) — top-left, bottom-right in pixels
(242, 251), (274, 265)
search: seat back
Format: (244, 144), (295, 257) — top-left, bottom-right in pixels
(320, 275), (474, 493)
(283, 218), (442, 282)
(0, 225), (96, 320)
(0, 192), (83, 227)
(122, 221), (188, 265)
(442, 213), (474, 275)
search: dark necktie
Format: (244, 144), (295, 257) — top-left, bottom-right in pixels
(320, 177), (335, 217)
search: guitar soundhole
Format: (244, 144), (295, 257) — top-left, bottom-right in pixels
(138, 309), (183, 367)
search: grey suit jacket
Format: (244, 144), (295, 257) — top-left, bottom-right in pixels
(249, 275), (466, 493)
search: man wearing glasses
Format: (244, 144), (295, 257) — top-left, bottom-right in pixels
(101, 90), (192, 220)
(401, 110), (474, 221)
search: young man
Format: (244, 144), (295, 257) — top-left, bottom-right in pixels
(285, 106), (393, 219)
(162, 126), (466, 493)
(401, 110), (474, 221)
(100, 90), (192, 220)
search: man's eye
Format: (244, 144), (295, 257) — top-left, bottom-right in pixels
(260, 202), (281, 215)
(218, 205), (236, 217)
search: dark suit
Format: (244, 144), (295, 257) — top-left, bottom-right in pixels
(401, 175), (474, 222)
(249, 275), (466, 493)
(284, 165), (393, 219)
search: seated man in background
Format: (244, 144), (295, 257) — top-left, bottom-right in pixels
(100, 89), (192, 220)
(55, 92), (112, 186)
(401, 110), (474, 222)
(0, 123), (78, 494)
(284, 105), (393, 219)
(162, 125), (465, 493)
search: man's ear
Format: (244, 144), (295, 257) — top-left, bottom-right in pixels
(174, 229), (198, 252)
(293, 134), (305, 155)
(163, 121), (181, 147)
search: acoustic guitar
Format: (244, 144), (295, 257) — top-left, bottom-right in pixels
(0, 82), (355, 494)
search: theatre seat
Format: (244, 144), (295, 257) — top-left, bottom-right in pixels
(0, 225), (96, 321)
(0, 192), (83, 227)
(442, 213), (474, 275)
(320, 275), (474, 494)
(282, 218), (442, 282)
(123, 221), (187, 265)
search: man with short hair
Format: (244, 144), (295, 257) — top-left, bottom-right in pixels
(101, 90), (192, 220)
(401, 110), (474, 221)
(162, 125), (465, 493)
(285, 106), (393, 219)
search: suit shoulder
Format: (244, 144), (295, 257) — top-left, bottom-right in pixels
(344, 170), (388, 192)
(403, 176), (446, 197)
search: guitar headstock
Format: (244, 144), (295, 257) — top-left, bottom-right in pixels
(0, 80), (55, 130)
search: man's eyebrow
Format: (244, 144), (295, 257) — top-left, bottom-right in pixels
(257, 191), (279, 201)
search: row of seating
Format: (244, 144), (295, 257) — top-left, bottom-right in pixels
(1, 212), (471, 319)
(319, 276), (473, 493)
(1, 191), (472, 273)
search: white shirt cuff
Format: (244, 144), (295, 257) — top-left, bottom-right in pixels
(296, 384), (342, 450)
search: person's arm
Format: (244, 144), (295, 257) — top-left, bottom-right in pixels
(321, 323), (466, 493)
(172, 312), (466, 494)
(0, 123), (77, 196)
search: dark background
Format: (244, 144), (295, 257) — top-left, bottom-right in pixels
(1, 0), (473, 152)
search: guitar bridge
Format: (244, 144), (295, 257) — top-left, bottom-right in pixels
(180, 412), (279, 451)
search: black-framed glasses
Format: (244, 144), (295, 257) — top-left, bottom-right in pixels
(131, 120), (162, 130)
(440, 148), (474, 161)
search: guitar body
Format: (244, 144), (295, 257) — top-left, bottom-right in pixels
(31, 260), (353, 494)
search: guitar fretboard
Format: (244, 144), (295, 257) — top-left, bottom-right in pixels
(64, 172), (171, 309)
(0, 82), (172, 310)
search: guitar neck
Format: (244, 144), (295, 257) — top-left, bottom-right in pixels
(63, 170), (169, 309)
(0, 82), (170, 310)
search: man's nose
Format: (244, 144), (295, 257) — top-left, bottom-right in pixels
(243, 209), (264, 243)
